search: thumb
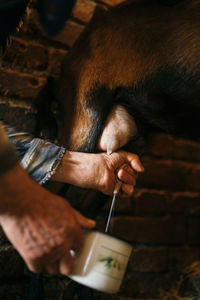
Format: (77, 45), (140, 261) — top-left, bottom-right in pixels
(72, 208), (96, 229)
(121, 151), (144, 173)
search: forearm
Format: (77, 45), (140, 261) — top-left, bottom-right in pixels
(0, 163), (33, 215)
(51, 151), (97, 187)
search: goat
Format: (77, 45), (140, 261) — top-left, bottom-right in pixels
(48, 0), (200, 156)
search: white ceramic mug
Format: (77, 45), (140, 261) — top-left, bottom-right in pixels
(68, 230), (132, 294)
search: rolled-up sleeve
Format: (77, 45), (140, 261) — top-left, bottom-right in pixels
(1, 124), (66, 184)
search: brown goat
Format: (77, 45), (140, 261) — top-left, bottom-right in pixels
(39, 0), (200, 156)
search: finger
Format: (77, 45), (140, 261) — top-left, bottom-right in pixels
(120, 184), (134, 197)
(72, 208), (96, 229)
(43, 241), (76, 274)
(120, 152), (144, 172)
(71, 229), (84, 254)
(122, 164), (138, 177)
(117, 168), (137, 185)
(130, 156), (144, 173)
(59, 250), (75, 276)
(24, 245), (60, 274)
(60, 211), (85, 255)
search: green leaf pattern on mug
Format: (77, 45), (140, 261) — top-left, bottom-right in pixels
(99, 256), (120, 270)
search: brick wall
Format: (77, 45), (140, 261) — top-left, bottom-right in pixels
(0, 0), (200, 299)
(99, 134), (200, 299)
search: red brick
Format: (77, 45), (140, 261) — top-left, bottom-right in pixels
(54, 20), (85, 47)
(138, 157), (200, 192)
(104, 195), (131, 212)
(0, 67), (47, 101)
(119, 271), (181, 298)
(110, 216), (186, 244)
(99, 0), (126, 6)
(130, 247), (167, 272)
(168, 247), (200, 271)
(104, 189), (168, 216)
(94, 297), (158, 300)
(187, 217), (200, 245)
(133, 189), (168, 216)
(120, 298), (157, 300)
(72, 0), (96, 23)
(47, 48), (68, 76)
(0, 103), (36, 133)
(92, 293), (118, 300)
(3, 37), (48, 71)
(0, 245), (24, 278)
(148, 133), (200, 162)
(20, 7), (44, 38)
(168, 192), (200, 215)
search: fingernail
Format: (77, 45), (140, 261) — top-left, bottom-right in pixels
(138, 162), (145, 172)
(88, 219), (96, 226)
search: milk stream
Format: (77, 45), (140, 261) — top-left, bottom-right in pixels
(105, 180), (122, 233)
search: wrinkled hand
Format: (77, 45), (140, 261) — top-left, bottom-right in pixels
(53, 150), (144, 197)
(0, 164), (95, 275)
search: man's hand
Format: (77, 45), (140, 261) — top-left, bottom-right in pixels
(0, 164), (95, 275)
(52, 150), (144, 197)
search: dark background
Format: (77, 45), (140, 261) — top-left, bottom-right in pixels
(0, 0), (199, 299)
